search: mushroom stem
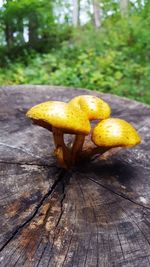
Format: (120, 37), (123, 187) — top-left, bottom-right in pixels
(81, 146), (123, 161)
(52, 127), (65, 148)
(99, 147), (123, 160)
(52, 127), (71, 168)
(71, 134), (85, 164)
(79, 145), (107, 160)
(54, 146), (68, 169)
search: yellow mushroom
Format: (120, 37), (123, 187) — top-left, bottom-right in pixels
(92, 118), (141, 147)
(69, 95), (111, 160)
(26, 101), (90, 168)
(69, 95), (111, 120)
(90, 118), (141, 159)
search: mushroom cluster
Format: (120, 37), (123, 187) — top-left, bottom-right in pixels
(26, 95), (141, 169)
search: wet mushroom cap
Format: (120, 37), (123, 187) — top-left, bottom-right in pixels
(69, 95), (111, 120)
(92, 118), (141, 147)
(26, 101), (91, 135)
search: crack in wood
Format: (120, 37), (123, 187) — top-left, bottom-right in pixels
(61, 235), (73, 267)
(0, 160), (54, 168)
(85, 176), (150, 211)
(78, 177), (101, 260)
(35, 240), (50, 267)
(0, 169), (68, 253)
(108, 208), (126, 261)
(55, 179), (66, 229)
(83, 233), (92, 267)
(120, 205), (150, 248)
(21, 191), (66, 267)
(118, 205), (150, 265)
(0, 142), (46, 160)
(3, 229), (37, 267)
(45, 180), (67, 267)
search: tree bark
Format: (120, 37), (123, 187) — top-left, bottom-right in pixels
(72, 0), (80, 27)
(93, 0), (101, 28)
(120, 0), (128, 17)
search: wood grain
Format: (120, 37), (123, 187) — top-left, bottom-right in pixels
(0, 85), (150, 267)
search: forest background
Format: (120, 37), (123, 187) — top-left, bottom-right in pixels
(0, 0), (149, 105)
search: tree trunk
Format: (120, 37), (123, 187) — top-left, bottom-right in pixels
(72, 0), (80, 27)
(28, 14), (38, 48)
(5, 21), (14, 47)
(93, 0), (101, 29)
(18, 19), (25, 45)
(120, 0), (128, 17)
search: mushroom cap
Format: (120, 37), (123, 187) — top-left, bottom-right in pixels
(92, 118), (141, 147)
(26, 101), (91, 135)
(69, 95), (111, 120)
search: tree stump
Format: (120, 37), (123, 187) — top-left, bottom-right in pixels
(0, 85), (150, 267)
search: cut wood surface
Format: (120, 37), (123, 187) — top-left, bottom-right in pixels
(0, 85), (150, 267)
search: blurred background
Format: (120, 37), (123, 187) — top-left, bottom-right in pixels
(0, 0), (149, 104)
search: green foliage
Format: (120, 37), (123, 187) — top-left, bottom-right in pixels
(0, 0), (150, 105)
(0, 37), (150, 104)
(0, 0), (72, 58)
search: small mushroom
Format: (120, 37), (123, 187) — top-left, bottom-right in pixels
(26, 101), (90, 168)
(89, 118), (141, 159)
(69, 95), (111, 120)
(69, 95), (111, 160)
